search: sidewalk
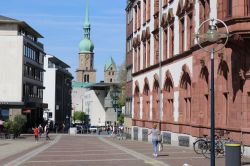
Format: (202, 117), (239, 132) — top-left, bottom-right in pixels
(0, 134), (56, 165)
(106, 137), (250, 166)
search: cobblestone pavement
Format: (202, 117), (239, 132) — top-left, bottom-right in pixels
(2, 135), (250, 166)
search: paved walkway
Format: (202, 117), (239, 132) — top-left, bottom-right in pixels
(1, 135), (250, 166)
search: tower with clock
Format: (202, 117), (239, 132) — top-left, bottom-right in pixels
(76, 0), (96, 83)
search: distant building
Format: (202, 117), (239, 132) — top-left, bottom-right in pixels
(104, 57), (117, 83)
(0, 15), (47, 128)
(84, 82), (118, 126)
(43, 55), (73, 126)
(71, 82), (93, 115)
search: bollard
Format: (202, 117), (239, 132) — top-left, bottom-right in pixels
(183, 164), (190, 166)
(225, 143), (241, 166)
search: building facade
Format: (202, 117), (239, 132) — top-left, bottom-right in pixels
(71, 82), (93, 116)
(43, 55), (73, 127)
(128, 0), (250, 152)
(125, 0), (134, 137)
(0, 15), (47, 128)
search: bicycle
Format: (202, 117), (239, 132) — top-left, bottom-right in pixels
(193, 134), (209, 154)
(202, 131), (232, 158)
(201, 134), (224, 158)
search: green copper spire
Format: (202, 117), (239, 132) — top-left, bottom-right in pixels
(84, 0), (90, 38)
(84, 0), (90, 28)
(79, 0), (94, 53)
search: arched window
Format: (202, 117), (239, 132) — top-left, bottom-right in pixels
(163, 71), (174, 122)
(179, 65), (191, 125)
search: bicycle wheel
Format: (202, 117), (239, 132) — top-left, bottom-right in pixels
(202, 142), (211, 158)
(215, 140), (224, 157)
(193, 139), (207, 154)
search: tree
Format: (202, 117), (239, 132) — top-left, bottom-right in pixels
(73, 111), (85, 124)
(117, 60), (127, 108)
(3, 114), (27, 138)
(118, 113), (125, 125)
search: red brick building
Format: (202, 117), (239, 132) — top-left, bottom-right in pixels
(127, 0), (250, 152)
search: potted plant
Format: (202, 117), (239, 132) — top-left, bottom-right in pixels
(3, 114), (27, 139)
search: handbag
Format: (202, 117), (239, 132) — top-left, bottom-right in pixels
(157, 134), (162, 142)
(158, 142), (163, 152)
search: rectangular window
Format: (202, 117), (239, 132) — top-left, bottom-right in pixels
(143, 0), (146, 24)
(147, 0), (151, 21)
(134, 7), (138, 31)
(138, 46), (141, 70)
(134, 49), (137, 72)
(247, 0), (250, 15)
(188, 14), (193, 49)
(154, 37), (159, 64)
(227, 0), (232, 17)
(169, 26), (174, 58)
(163, 30), (168, 60)
(147, 40), (150, 67)
(179, 19), (184, 53)
(143, 42), (146, 68)
(138, 4), (141, 29)
(154, 0), (159, 14)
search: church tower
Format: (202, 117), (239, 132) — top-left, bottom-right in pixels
(104, 57), (117, 83)
(76, 0), (96, 83)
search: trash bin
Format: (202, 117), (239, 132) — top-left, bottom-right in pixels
(225, 143), (241, 166)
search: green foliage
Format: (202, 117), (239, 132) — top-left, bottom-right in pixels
(117, 113), (125, 125)
(3, 114), (27, 137)
(116, 60), (126, 108)
(73, 111), (85, 123)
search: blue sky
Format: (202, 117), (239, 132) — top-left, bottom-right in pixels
(0, 0), (126, 82)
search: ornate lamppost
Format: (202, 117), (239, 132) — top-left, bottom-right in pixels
(195, 18), (229, 166)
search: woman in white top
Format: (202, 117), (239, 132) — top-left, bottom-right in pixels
(148, 123), (160, 157)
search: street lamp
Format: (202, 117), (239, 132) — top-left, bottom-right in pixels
(111, 87), (121, 125)
(195, 18), (229, 166)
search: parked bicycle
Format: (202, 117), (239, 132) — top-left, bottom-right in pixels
(193, 134), (209, 154)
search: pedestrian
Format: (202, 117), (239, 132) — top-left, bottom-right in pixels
(62, 123), (65, 133)
(44, 124), (51, 140)
(38, 124), (43, 138)
(32, 126), (39, 142)
(107, 126), (110, 135)
(147, 123), (160, 158)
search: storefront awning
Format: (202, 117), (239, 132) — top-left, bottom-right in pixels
(22, 109), (31, 113)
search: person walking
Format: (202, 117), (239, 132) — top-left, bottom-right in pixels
(148, 123), (160, 158)
(44, 124), (51, 140)
(32, 126), (39, 142)
(38, 124), (43, 138)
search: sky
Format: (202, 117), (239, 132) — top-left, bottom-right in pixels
(0, 0), (126, 82)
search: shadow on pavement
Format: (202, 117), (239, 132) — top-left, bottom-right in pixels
(158, 154), (169, 157)
(242, 161), (250, 165)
